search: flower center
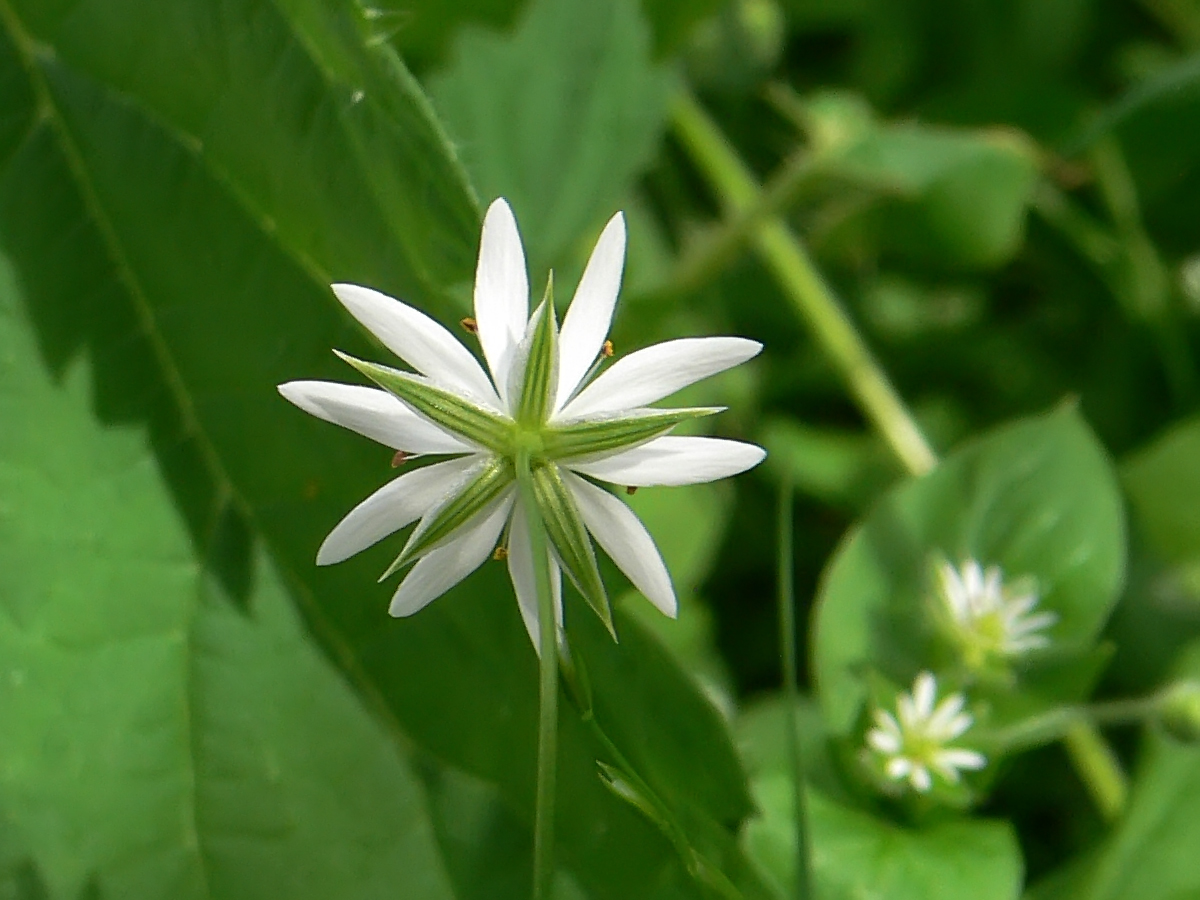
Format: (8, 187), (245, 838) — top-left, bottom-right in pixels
(511, 425), (547, 460)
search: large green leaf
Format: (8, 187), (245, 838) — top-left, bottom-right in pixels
(812, 406), (1126, 736)
(430, 0), (674, 277)
(0, 256), (456, 899)
(0, 1), (762, 895)
(744, 781), (1023, 900)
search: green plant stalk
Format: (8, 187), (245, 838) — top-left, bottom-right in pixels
(778, 479), (813, 900)
(671, 89), (1131, 819)
(669, 91), (937, 478)
(517, 452), (559, 900)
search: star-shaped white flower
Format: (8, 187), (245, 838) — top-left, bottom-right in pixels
(279, 198), (765, 648)
(937, 559), (1057, 665)
(865, 671), (986, 793)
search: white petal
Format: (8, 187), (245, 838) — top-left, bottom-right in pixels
(867, 728), (901, 754)
(910, 765), (933, 792)
(316, 457), (481, 565)
(938, 563), (970, 620)
(912, 672), (938, 719)
(885, 757), (912, 780)
(554, 212), (626, 412)
(474, 199), (530, 406)
(568, 436), (765, 487)
(937, 748), (987, 771)
(506, 498), (564, 654)
(561, 470), (676, 617)
(388, 491), (514, 617)
(873, 709), (902, 738)
(278, 381), (471, 454)
(558, 337), (762, 420)
(927, 693), (967, 736)
(330, 284), (501, 409)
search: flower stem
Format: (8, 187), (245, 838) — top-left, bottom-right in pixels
(777, 479), (813, 900)
(669, 91), (937, 478)
(516, 451), (559, 900)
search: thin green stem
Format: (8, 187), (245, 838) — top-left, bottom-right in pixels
(517, 452), (559, 900)
(1064, 723), (1128, 822)
(778, 480), (813, 900)
(670, 92), (936, 477)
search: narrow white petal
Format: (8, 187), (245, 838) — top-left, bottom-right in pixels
(316, 457), (480, 565)
(388, 492), (514, 617)
(910, 765), (933, 792)
(278, 381), (471, 453)
(938, 563), (970, 620)
(938, 748), (988, 771)
(568, 436), (765, 487)
(867, 728), (901, 754)
(873, 709), (902, 738)
(506, 498), (564, 654)
(885, 757), (912, 780)
(330, 284), (501, 409)
(558, 337), (762, 420)
(927, 693), (967, 736)
(554, 212), (626, 411)
(1004, 592), (1042, 620)
(912, 672), (938, 719)
(562, 470), (676, 617)
(474, 199), (530, 406)
(942, 713), (975, 741)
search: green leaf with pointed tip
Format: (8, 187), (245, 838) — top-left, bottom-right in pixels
(813, 406), (1126, 738)
(533, 462), (613, 632)
(0, 260), (457, 899)
(545, 407), (721, 460)
(387, 456), (514, 575)
(515, 295), (558, 426)
(338, 353), (513, 451)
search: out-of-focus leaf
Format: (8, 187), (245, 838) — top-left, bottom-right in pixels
(1124, 415), (1200, 564)
(1025, 642), (1200, 900)
(801, 91), (1040, 268)
(430, 0), (674, 277)
(760, 417), (898, 510)
(812, 406), (1126, 736)
(744, 781), (1023, 900)
(0, 260), (456, 899)
(0, 1), (762, 894)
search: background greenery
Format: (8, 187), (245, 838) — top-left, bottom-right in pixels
(2, 0), (1200, 897)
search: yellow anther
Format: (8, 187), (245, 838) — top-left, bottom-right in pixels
(460, 316), (479, 334)
(601, 340), (614, 358)
(493, 545), (509, 561)
(625, 486), (638, 496)
(391, 450), (409, 468)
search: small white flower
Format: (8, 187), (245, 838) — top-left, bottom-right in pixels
(866, 671), (986, 793)
(937, 559), (1057, 664)
(279, 198), (765, 649)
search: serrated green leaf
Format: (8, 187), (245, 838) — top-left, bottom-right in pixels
(812, 406), (1126, 737)
(533, 462), (613, 633)
(545, 407), (721, 460)
(387, 456), (514, 575)
(338, 352), (513, 451)
(0, 258), (457, 899)
(0, 1), (768, 894)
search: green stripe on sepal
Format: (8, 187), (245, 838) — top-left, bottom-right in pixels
(542, 408), (723, 461)
(514, 291), (558, 426)
(381, 456), (514, 578)
(531, 461), (614, 636)
(336, 351), (512, 451)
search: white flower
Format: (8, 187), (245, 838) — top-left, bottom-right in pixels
(278, 198), (765, 649)
(937, 559), (1057, 665)
(866, 671), (986, 793)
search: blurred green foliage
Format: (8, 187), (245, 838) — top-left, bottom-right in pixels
(2, 0), (1200, 896)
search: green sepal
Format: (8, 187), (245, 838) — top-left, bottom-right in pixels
(515, 288), (559, 426)
(381, 456), (514, 578)
(531, 462), (614, 636)
(543, 407), (722, 461)
(336, 351), (512, 452)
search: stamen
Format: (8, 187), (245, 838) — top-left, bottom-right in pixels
(625, 486), (638, 496)
(391, 450), (409, 468)
(460, 316), (479, 334)
(601, 339), (614, 358)
(493, 545), (509, 561)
